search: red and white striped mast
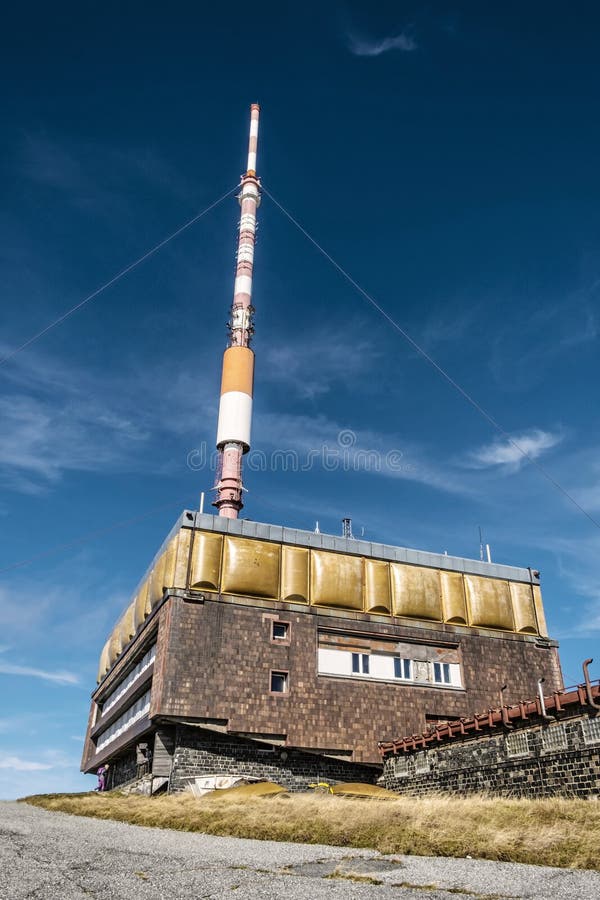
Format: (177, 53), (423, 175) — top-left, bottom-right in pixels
(213, 104), (261, 517)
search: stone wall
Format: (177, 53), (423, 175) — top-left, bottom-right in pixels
(105, 746), (137, 790)
(383, 713), (600, 798)
(169, 725), (378, 792)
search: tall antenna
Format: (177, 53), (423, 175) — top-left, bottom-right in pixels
(342, 517), (353, 539)
(478, 525), (484, 562)
(214, 105), (261, 518)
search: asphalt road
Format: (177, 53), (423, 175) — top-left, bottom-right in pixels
(1, 801), (599, 899)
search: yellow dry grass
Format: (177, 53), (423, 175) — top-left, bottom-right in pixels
(21, 791), (600, 871)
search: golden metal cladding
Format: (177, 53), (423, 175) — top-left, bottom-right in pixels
(532, 584), (548, 637)
(190, 532), (223, 590)
(364, 559), (391, 614)
(440, 571), (467, 624)
(97, 527), (549, 682)
(391, 564), (443, 621)
(281, 546), (309, 603)
(221, 536), (281, 599)
(220, 346), (255, 396)
(509, 582), (538, 634)
(464, 575), (514, 631)
(311, 549), (363, 610)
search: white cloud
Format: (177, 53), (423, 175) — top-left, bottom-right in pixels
(0, 755), (52, 771)
(0, 662), (79, 686)
(464, 429), (562, 471)
(263, 330), (379, 400)
(347, 31), (417, 57)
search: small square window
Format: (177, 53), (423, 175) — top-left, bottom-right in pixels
(272, 621), (290, 641)
(270, 671), (288, 693)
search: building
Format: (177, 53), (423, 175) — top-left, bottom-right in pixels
(81, 106), (563, 791)
(81, 510), (562, 790)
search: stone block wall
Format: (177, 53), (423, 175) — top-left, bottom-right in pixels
(105, 746), (137, 790)
(169, 725), (378, 792)
(383, 714), (600, 798)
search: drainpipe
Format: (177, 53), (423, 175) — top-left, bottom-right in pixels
(582, 658), (600, 711)
(537, 678), (554, 722)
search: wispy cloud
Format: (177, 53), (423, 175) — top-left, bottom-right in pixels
(0, 661), (80, 685)
(18, 134), (195, 211)
(263, 329), (379, 400)
(0, 755), (52, 772)
(347, 31), (417, 57)
(464, 429), (562, 472)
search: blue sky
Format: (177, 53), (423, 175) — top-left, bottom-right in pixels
(1, 2), (599, 798)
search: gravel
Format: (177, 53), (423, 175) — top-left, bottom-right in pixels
(1, 800), (599, 899)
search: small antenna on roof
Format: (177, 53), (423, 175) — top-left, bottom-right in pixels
(478, 525), (484, 562)
(314, 521), (320, 534)
(342, 517), (353, 539)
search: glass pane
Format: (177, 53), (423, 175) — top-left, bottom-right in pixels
(352, 653), (360, 673)
(271, 672), (287, 692)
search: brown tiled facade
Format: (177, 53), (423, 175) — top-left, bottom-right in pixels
(152, 594), (561, 764)
(83, 588), (562, 778)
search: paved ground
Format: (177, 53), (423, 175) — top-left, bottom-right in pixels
(1, 801), (599, 899)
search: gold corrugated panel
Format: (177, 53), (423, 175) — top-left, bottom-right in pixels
(310, 550), (363, 610)
(510, 582), (538, 634)
(108, 625), (123, 668)
(134, 579), (150, 630)
(190, 531), (223, 591)
(161, 535), (178, 591)
(532, 584), (548, 637)
(440, 571), (467, 624)
(97, 639), (111, 682)
(391, 564), (442, 621)
(281, 546), (309, 603)
(119, 602), (136, 646)
(174, 527), (192, 588)
(364, 559), (391, 614)
(222, 536), (280, 599)
(465, 575), (514, 630)
(148, 552), (167, 609)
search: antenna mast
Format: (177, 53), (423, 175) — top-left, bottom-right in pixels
(214, 105), (261, 518)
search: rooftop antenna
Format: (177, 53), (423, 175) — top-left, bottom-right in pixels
(478, 526), (484, 562)
(342, 517), (353, 539)
(314, 521), (320, 534)
(213, 104), (261, 518)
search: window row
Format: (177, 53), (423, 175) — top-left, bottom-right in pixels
(318, 647), (461, 687)
(101, 644), (156, 717)
(96, 688), (152, 751)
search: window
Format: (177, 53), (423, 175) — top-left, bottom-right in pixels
(270, 671), (288, 693)
(351, 653), (369, 675)
(394, 657), (412, 680)
(433, 662), (451, 684)
(582, 718), (600, 746)
(506, 731), (529, 758)
(541, 724), (567, 752)
(272, 621), (290, 641)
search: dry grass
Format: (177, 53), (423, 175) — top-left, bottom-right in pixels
(21, 791), (600, 871)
